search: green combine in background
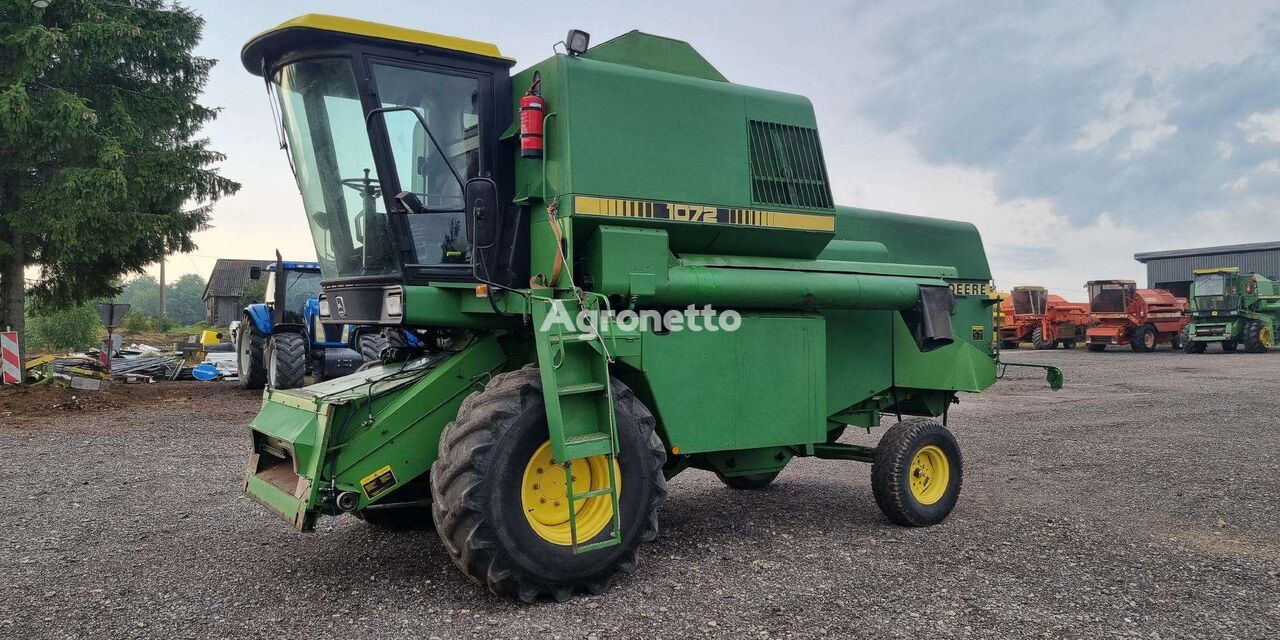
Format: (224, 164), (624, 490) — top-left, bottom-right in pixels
(237, 15), (1059, 601)
(1183, 267), (1280, 353)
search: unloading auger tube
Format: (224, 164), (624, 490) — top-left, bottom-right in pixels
(236, 14), (1061, 603)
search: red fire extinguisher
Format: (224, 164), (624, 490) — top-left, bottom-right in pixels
(520, 72), (544, 159)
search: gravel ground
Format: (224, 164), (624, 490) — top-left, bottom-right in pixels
(2, 348), (1278, 639)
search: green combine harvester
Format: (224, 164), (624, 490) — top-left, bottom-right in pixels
(1183, 267), (1280, 353)
(238, 15), (1059, 601)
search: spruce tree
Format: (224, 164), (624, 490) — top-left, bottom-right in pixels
(0, 0), (237, 364)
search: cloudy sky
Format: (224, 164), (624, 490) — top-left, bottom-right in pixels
(165, 0), (1279, 298)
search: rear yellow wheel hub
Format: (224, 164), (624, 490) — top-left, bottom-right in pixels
(1261, 326), (1274, 348)
(520, 440), (618, 545)
(908, 444), (950, 505)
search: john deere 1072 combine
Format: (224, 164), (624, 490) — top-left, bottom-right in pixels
(1183, 268), (1280, 353)
(237, 15), (1058, 601)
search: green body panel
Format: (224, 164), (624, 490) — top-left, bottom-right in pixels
(634, 313), (826, 454)
(582, 31), (728, 83)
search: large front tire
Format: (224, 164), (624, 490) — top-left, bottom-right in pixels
(1030, 326), (1054, 350)
(872, 418), (963, 527)
(430, 368), (666, 602)
(267, 332), (306, 389)
(1241, 320), (1272, 353)
(236, 318), (267, 390)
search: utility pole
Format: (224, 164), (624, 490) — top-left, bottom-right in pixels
(158, 251), (166, 322)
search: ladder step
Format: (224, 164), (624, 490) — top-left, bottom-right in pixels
(558, 382), (606, 395)
(574, 535), (621, 554)
(570, 487), (616, 499)
(559, 433), (612, 460)
(548, 332), (596, 343)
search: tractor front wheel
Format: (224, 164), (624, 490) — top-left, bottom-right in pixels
(357, 332), (390, 363)
(267, 332), (306, 389)
(1241, 320), (1273, 353)
(717, 471), (781, 490)
(872, 418), (963, 527)
(236, 318), (267, 390)
(1030, 326), (1054, 350)
(431, 368), (666, 602)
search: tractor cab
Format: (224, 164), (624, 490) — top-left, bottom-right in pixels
(241, 15), (516, 324)
(252, 261), (323, 326)
(1087, 280), (1135, 316)
(1191, 268), (1240, 315)
(1010, 286), (1048, 316)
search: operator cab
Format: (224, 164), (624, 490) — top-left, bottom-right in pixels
(1010, 286), (1047, 316)
(1087, 280), (1135, 314)
(1192, 268), (1239, 313)
(241, 15), (516, 324)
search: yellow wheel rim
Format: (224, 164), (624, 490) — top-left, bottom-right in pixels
(520, 440), (619, 545)
(908, 445), (951, 505)
(1261, 326), (1274, 348)
(1144, 332), (1156, 349)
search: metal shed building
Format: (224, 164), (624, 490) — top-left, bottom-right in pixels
(1133, 242), (1280, 298)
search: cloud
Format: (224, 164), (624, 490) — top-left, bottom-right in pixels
(858, 1), (1280, 228)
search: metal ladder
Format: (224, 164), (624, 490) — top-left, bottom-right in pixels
(530, 295), (622, 553)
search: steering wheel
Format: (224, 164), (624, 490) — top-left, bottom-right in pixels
(341, 177), (381, 198)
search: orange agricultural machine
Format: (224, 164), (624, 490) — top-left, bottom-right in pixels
(997, 286), (1091, 349)
(1084, 280), (1189, 352)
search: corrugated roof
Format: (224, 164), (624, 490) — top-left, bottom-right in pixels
(1134, 241), (1280, 262)
(203, 258), (273, 299)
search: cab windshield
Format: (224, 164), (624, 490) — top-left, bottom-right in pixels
(1088, 283), (1132, 313)
(272, 57), (482, 279)
(369, 62), (481, 266)
(266, 270), (323, 324)
(1011, 288), (1046, 315)
(1194, 273), (1232, 311)
(275, 58), (397, 279)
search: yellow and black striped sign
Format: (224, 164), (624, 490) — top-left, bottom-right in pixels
(574, 196), (835, 232)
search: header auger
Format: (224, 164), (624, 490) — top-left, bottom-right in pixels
(237, 14), (1044, 601)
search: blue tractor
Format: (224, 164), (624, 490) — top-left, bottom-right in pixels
(236, 254), (393, 389)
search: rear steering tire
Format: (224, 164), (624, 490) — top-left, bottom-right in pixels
(1222, 340), (1238, 352)
(872, 418), (963, 527)
(1087, 343), (1107, 352)
(430, 368), (667, 602)
(267, 332), (306, 389)
(717, 471), (780, 490)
